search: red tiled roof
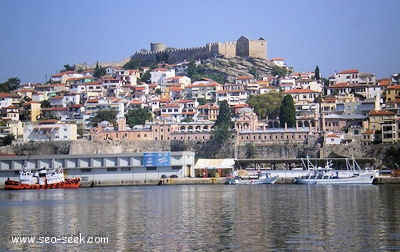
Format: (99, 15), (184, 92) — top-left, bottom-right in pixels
(130, 99), (143, 104)
(51, 71), (76, 77)
(378, 78), (391, 86)
(175, 99), (195, 103)
(87, 98), (99, 103)
(368, 110), (395, 116)
(161, 103), (181, 108)
(326, 133), (341, 138)
(187, 82), (220, 88)
(85, 81), (102, 85)
(3, 105), (18, 109)
(328, 82), (350, 88)
(236, 76), (252, 80)
(233, 104), (249, 108)
(323, 96), (337, 103)
(284, 89), (321, 94)
(169, 86), (183, 92)
(69, 104), (82, 108)
(42, 107), (68, 111)
(39, 119), (59, 124)
(0, 93), (20, 98)
(159, 98), (171, 103)
(386, 84), (400, 90)
(337, 69), (358, 74)
(49, 96), (63, 100)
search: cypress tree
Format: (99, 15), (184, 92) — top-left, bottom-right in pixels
(315, 65), (320, 80)
(279, 95), (296, 128)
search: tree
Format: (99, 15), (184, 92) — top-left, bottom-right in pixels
(315, 65), (320, 80)
(279, 95), (296, 128)
(187, 61), (200, 79)
(40, 100), (51, 108)
(0, 77), (20, 92)
(139, 71), (151, 83)
(215, 100), (232, 128)
(156, 52), (169, 63)
(181, 117), (193, 123)
(62, 64), (75, 72)
(210, 100), (233, 146)
(1, 134), (15, 146)
(271, 65), (287, 78)
(90, 109), (118, 127)
(249, 67), (258, 80)
(125, 108), (152, 127)
(93, 62), (106, 78)
(196, 98), (207, 105)
(247, 92), (283, 119)
(77, 124), (84, 138)
(123, 57), (142, 70)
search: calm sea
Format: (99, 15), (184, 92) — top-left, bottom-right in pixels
(1, 184), (400, 251)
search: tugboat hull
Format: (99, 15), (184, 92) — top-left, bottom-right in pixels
(4, 178), (80, 190)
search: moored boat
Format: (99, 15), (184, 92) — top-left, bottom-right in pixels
(294, 157), (375, 185)
(4, 167), (80, 190)
(225, 170), (278, 185)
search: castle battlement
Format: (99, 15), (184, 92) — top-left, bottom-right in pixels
(132, 36), (267, 64)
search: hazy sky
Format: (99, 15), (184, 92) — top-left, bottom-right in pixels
(1, 0), (399, 83)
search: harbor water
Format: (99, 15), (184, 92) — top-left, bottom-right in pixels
(1, 184), (400, 251)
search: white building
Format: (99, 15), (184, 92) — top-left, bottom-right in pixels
(116, 69), (139, 86)
(150, 68), (176, 85)
(23, 121), (77, 142)
(270, 58), (286, 68)
(325, 133), (344, 145)
(332, 69), (376, 85)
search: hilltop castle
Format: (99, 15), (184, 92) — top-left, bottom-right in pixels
(132, 36), (267, 64)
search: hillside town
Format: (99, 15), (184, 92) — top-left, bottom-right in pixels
(0, 38), (400, 149)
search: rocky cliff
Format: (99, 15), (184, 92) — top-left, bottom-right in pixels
(1, 140), (398, 168)
(200, 57), (274, 83)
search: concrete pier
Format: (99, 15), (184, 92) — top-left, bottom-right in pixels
(78, 176), (399, 188)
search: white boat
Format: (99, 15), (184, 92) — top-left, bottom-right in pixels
(294, 157), (375, 185)
(5, 166), (80, 190)
(225, 170), (279, 185)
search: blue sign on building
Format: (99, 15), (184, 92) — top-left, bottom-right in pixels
(143, 152), (171, 167)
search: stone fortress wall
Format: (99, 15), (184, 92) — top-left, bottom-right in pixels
(133, 36), (267, 64)
(75, 36), (267, 69)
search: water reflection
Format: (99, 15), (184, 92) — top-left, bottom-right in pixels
(1, 185), (400, 251)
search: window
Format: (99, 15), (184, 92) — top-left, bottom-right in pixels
(81, 168), (92, 173)
(121, 167), (131, 171)
(146, 167), (156, 171)
(107, 168), (117, 172)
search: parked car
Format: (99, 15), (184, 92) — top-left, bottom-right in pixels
(170, 175), (178, 178)
(161, 174), (167, 178)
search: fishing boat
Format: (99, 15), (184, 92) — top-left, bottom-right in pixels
(225, 170), (278, 185)
(4, 167), (80, 190)
(294, 157), (375, 185)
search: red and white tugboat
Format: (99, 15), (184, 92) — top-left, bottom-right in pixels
(5, 167), (80, 190)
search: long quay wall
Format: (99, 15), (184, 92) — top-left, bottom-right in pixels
(0, 151), (196, 187)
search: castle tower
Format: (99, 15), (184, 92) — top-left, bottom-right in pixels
(248, 37), (267, 59)
(151, 42), (167, 52)
(236, 36), (267, 59)
(236, 36), (249, 58)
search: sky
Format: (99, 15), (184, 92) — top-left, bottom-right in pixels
(1, 0), (399, 84)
